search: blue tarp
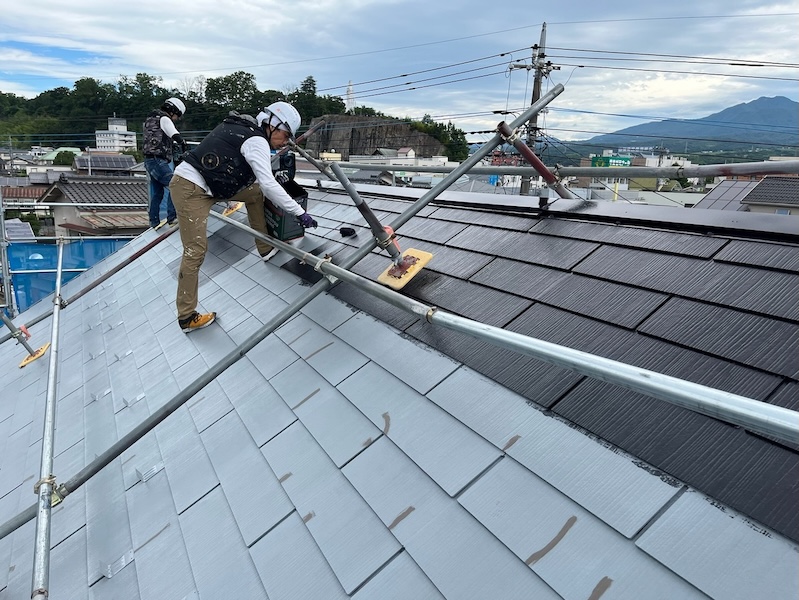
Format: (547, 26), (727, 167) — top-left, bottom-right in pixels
(6, 239), (130, 313)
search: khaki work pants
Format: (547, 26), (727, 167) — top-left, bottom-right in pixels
(170, 175), (215, 321)
(228, 183), (275, 256)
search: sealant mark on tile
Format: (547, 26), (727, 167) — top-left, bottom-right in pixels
(362, 437), (373, 448)
(121, 453), (136, 465)
(525, 515), (577, 565)
(278, 472), (292, 483)
(302, 511), (315, 523)
(291, 388), (320, 410)
(502, 434), (521, 452)
(388, 506), (415, 531)
(134, 522), (171, 553)
(304, 341), (335, 361)
(587, 576), (613, 600)
(382, 412), (391, 435)
(286, 328), (312, 346)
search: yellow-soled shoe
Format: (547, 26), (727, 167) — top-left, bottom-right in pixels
(178, 311), (216, 333)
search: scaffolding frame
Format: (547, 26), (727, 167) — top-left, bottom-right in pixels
(1, 84), (796, 598)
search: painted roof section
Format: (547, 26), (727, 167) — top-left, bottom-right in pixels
(0, 179), (797, 599)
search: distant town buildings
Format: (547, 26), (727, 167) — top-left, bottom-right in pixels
(95, 117), (137, 152)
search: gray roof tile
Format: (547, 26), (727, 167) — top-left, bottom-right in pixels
(201, 411), (293, 545)
(85, 461), (132, 585)
(275, 313), (369, 385)
(352, 550), (445, 600)
(249, 512), (349, 600)
(154, 406), (218, 514)
(263, 422), (402, 593)
(637, 490), (799, 599)
(179, 486), (267, 599)
(427, 366), (680, 537)
(333, 312), (459, 394)
(459, 456), (705, 598)
(339, 362), (502, 496)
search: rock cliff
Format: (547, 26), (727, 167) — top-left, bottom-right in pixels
(304, 115), (446, 160)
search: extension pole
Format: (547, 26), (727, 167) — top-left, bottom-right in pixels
(0, 312), (37, 356)
(30, 238), (65, 600)
(329, 162), (403, 263)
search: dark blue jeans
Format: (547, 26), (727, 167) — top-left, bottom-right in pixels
(145, 157), (176, 226)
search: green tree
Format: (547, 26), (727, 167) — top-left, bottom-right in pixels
(205, 71), (259, 108)
(53, 151), (76, 165)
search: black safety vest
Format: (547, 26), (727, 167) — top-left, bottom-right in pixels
(142, 109), (172, 159)
(182, 112), (264, 199)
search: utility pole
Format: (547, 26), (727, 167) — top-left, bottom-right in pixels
(522, 23), (546, 196)
(510, 24), (557, 196)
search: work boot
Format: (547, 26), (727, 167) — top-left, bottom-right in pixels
(260, 247), (279, 261)
(178, 311), (216, 333)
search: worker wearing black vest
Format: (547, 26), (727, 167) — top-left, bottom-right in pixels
(170, 101), (317, 333)
(143, 97), (188, 228)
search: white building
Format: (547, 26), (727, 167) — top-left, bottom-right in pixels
(95, 117), (137, 152)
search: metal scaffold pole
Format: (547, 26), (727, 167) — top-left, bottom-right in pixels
(0, 187), (16, 316)
(30, 238), (66, 600)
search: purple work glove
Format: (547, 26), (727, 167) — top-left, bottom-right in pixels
(298, 212), (317, 228)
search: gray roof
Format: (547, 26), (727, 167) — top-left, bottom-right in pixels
(40, 175), (147, 211)
(742, 175), (799, 206)
(0, 179), (797, 599)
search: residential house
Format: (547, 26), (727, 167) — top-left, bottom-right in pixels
(37, 174), (148, 236)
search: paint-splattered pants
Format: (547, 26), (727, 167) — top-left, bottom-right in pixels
(170, 175), (215, 321)
(229, 183), (275, 257)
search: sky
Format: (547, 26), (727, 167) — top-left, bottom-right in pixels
(1, 1), (797, 145)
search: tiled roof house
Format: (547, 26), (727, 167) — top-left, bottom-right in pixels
(0, 176), (797, 599)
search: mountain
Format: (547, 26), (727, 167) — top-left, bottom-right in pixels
(579, 96), (798, 152)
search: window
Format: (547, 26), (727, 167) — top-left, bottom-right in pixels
(775, 208), (791, 215)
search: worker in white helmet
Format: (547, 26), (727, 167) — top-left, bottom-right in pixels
(169, 101), (317, 333)
(143, 97), (187, 228)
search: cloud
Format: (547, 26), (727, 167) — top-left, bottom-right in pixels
(1, 1), (796, 142)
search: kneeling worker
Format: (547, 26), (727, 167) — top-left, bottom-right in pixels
(169, 101), (317, 333)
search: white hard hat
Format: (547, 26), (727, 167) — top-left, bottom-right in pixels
(256, 101), (301, 136)
(164, 97), (186, 117)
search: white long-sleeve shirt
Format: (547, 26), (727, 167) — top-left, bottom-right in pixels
(160, 115), (179, 139)
(174, 136), (304, 216)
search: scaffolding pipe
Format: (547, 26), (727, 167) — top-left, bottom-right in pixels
(30, 238), (65, 600)
(498, 121), (573, 199)
(329, 159), (799, 179)
(0, 86), (566, 542)
(0, 226), (180, 345)
(329, 162), (402, 263)
(0, 188), (16, 316)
